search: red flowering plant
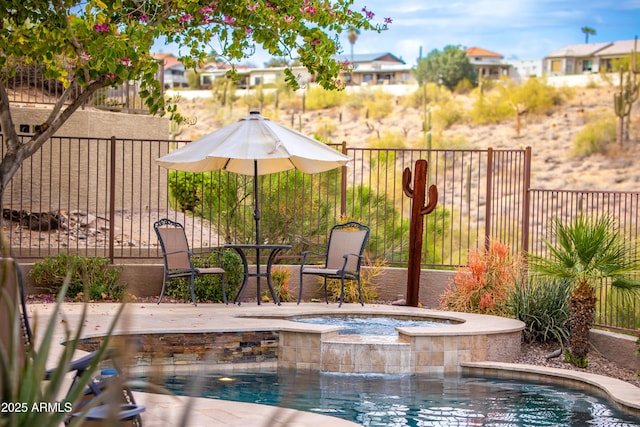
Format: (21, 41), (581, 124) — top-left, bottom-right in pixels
(440, 242), (524, 316)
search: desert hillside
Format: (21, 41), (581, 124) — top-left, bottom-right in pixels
(175, 84), (640, 193)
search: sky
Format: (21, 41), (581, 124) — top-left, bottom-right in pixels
(152, 0), (640, 67)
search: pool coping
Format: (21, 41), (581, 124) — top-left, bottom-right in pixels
(462, 361), (640, 417)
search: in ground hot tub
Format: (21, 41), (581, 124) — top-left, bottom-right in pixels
(289, 314), (453, 335)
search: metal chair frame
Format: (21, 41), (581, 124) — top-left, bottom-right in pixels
(298, 222), (370, 307)
(154, 218), (227, 306)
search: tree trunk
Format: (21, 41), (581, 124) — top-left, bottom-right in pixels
(568, 282), (596, 367)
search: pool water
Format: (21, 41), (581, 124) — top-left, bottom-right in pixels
(142, 369), (640, 426)
(290, 315), (449, 335)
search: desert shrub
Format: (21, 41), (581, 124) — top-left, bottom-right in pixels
(313, 116), (338, 139)
(262, 266), (294, 303)
(402, 82), (451, 109)
(344, 87), (374, 109)
(571, 114), (616, 157)
(433, 133), (469, 150)
(439, 242), (523, 316)
(507, 278), (571, 344)
(363, 90), (394, 121)
(432, 99), (464, 129)
(468, 90), (512, 124)
(325, 255), (383, 303)
(165, 250), (243, 302)
(454, 78), (474, 94)
(367, 129), (407, 150)
(29, 253), (124, 301)
(513, 77), (566, 114)
(305, 85), (346, 110)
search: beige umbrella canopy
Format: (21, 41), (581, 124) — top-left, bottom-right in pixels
(156, 111), (351, 244)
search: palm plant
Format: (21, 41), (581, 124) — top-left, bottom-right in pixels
(529, 214), (640, 367)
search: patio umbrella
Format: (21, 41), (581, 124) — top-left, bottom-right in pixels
(156, 111), (351, 245)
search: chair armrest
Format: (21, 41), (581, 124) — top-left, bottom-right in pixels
(340, 252), (363, 271)
(44, 347), (119, 379)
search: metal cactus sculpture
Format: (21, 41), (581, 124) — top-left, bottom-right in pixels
(402, 159), (438, 307)
(614, 37), (639, 144)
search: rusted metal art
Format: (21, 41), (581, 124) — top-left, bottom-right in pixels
(402, 159), (438, 307)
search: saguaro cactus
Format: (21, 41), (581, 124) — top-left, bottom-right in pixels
(402, 159), (438, 307)
(614, 38), (639, 144)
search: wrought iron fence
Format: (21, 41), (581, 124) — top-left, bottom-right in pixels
(528, 189), (640, 333)
(1, 135), (638, 332)
(0, 137), (529, 266)
(4, 65), (161, 114)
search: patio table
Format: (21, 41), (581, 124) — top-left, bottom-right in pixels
(224, 244), (291, 305)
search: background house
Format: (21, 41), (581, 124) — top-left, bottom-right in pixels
(504, 59), (544, 82)
(154, 53), (188, 89)
(544, 40), (638, 76)
(465, 47), (510, 80)
(335, 52), (414, 85)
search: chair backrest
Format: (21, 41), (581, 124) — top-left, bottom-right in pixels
(0, 257), (31, 393)
(325, 222), (370, 271)
(154, 218), (193, 271)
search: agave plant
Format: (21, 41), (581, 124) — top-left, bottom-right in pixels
(529, 214), (640, 367)
(0, 255), (128, 427)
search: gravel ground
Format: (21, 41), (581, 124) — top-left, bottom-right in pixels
(516, 341), (640, 388)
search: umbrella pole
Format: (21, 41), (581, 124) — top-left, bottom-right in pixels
(254, 161), (262, 302)
(253, 161), (261, 245)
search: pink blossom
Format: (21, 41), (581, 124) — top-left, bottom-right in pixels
(244, 27), (253, 34)
(121, 57), (132, 66)
(362, 7), (374, 19)
(139, 15), (148, 23)
(223, 15), (236, 24)
(79, 52), (91, 62)
(310, 39), (320, 45)
(284, 15), (294, 23)
(179, 14), (194, 23)
(301, 6), (317, 14)
(94, 23), (109, 33)
(384, 17), (392, 24)
(247, 2), (259, 12)
(199, 6), (213, 14)
(105, 73), (117, 80)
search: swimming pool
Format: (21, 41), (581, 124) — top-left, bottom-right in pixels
(290, 315), (451, 335)
(141, 369), (640, 426)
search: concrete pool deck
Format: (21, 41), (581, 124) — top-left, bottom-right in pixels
(28, 301), (640, 426)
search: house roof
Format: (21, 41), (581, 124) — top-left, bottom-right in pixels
(545, 42), (612, 58)
(152, 53), (182, 70)
(596, 39), (640, 57)
(466, 47), (503, 58)
(334, 52), (405, 64)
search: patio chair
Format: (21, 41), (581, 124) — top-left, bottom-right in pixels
(299, 222), (370, 307)
(154, 218), (227, 306)
(0, 256), (145, 425)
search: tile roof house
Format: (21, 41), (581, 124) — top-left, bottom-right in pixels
(153, 53), (188, 89)
(465, 47), (510, 79)
(333, 52), (414, 85)
(544, 39), (638, 75)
